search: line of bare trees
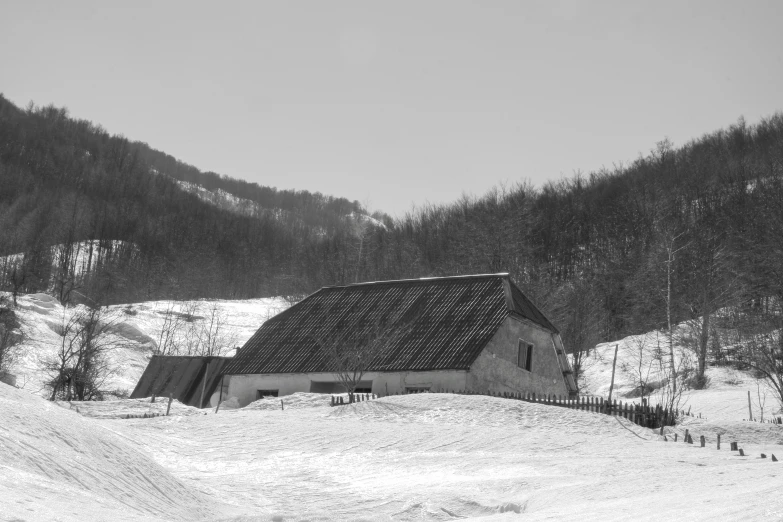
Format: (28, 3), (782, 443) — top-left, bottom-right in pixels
(153, 301), (238, 357)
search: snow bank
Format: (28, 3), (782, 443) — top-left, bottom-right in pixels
(244, 392), (334, 410)
(58, 397), (205, 419)
(0, 383), (222, 521)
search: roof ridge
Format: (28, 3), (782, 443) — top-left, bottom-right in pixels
(322, 273), (509, 289)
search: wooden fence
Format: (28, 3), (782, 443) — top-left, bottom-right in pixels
(330, 389), (676, 430)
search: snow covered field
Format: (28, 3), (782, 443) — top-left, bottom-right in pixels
(2, 387), (782, 521)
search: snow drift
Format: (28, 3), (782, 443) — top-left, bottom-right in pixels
(0, 382), (220, 521)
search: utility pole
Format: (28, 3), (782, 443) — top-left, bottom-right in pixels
(607, 344), (619, 405)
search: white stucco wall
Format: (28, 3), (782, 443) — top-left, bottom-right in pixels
(225, 370), (469, 407)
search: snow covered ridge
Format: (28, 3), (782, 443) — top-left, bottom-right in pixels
(175, 179), (264, 217)
(175, 179), (308, 224)
(175, 179), (386, 234)
(346, 210), (387, 231)
(4, 292), (288, 399)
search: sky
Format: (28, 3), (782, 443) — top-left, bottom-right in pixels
(2, 1), (782, 216)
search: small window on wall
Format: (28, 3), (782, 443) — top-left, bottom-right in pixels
(256, 389), (279, 399)
(518, 340), (533, 372)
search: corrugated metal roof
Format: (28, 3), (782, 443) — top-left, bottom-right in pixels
(130, 356), (229, 408)
(223, 274), (556, 375)
(508, 282), (559, 333)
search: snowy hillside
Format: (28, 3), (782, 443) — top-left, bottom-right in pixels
(580, 327), (782, 423)
(6, 293), (288, 397)
(176, 180), (386, 235)
(176, 180), (268, 217)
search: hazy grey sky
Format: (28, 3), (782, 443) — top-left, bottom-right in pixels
(2, 1), (782, 215)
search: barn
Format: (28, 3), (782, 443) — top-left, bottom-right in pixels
(221, 274), (577, 406)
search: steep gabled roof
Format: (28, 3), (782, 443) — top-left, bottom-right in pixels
(223, 274), (556, 375)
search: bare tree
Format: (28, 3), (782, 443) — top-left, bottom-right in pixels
(754, 382), (768, 423)
(154, 301), (186, 356)
(548, 278), (604, 393)
(0, 295), (23, 380)
(154, 301), (237, 357)
(661, 229), (687, 396)
(652, 330), (691, 417)
(727, 305), (783, 412)
(620, 333), (657, 403)
(192, 302), (238, 357)
(44, 306), (125, 401)
(315, 320), (410, 400)
(680, 233), (740, 388)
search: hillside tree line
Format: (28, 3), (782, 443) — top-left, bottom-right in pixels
(2, 96), (783, 398)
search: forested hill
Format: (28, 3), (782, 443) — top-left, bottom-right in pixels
(0, 95), (383, 302)
(132, 139), (384, 228)
(2, 94), (783, 365)
(377, 113), (783, 373)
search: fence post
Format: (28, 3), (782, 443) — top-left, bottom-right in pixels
(166, 393), (173, 416)
(700, 435), (705, 448)
(717, 434), (720, 450)
(214, 375), (225, 414)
